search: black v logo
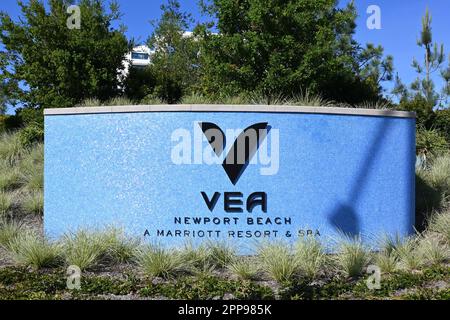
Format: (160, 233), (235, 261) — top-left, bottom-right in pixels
(199, 122), (269, 185)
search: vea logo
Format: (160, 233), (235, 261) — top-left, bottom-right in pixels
(171, 121), (280, 184)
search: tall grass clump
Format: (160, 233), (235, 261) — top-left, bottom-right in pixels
(417, 235), (449, 266)
(374, 234), (403, 274)
(394, 237), (424, 271)
(61, 230), (105, 270)
(287, 89), (334, 107)
(334, 237), (371, 278)
(0, 132), (27, 166)
(355, 100), (392, 110)
(77, 98), (101, 107)
(104, 97), (135, 106)
(22, 190), (44, 215)
(179, 242), (210, 269)
(426, 153), (450, 200)
(181, 93), (213, 104)
(294, 238), (327, 279)
(19, 143), (44, 192)
(0, 218), (22, 249)
(257, 242), (299, 283)
(98, 228), (140, 264)
(135, 244), (184, 279)
(428, 208), (450, 242)
(140, 94), (164, 105)
(0, 164), (21, 191)
(227, 257), (260, 280)
(0, 191), (14, 216)
(7, 231), (61, 269)
(205, 241), (236, 268)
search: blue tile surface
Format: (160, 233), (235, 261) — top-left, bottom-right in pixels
(44, 111), (415, 252)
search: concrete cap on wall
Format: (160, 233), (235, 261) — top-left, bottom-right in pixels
(44, 105), (416, 118)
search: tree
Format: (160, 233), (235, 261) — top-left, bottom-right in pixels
(197, 0), (391, 104)
(0, 0), (129, 110)
(394, 8), (449, 108)
(145, 0), (201, 103)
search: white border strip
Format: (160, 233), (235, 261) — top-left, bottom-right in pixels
(44, 104), (416, 118)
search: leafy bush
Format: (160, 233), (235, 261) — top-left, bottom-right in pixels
(18, 124), (44, 147)
(135, 244), (184, 279)
(434, 108), (450, 142)
(7, 231), (61, 269)
(416, 128), (448, 156)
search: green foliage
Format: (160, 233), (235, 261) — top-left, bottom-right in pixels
(227, 258), (259, 280)
(0, 218), (22, 249)
(434, 108), (450, 142)
(22, 190), (44, 215)
(394, 237), (424, 271)
(139, 275), (274, 300)
(0, 132), (28, 166)
(294, 238), (327, 279)
(19, 124), (44, 147)
(0, 191), (14, 217)
(123, 67), (155, 102)
(417, 235), (449, 266)
(428, 207), (450, 243)
(61, 230), (105, 270)
(416, 128), (448, 156)
(205, 241), (236, 268)
(0, 0), (130, 109)
(104, 97), (136, 106)
(7, 231), (62, 269)
(198, 0), (385, 104)
(0, 165), (21, 191)
(333, 237), (371, 278)
(135, 244), (184, 279)
(257, 242), (298, 283)
(142, 0), (200, 103)
(78, 98), (101, 107)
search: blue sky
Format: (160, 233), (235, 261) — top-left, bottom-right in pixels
(1, 0), (450, 110)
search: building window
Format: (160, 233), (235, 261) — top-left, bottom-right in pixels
(131, 52), (149, 60)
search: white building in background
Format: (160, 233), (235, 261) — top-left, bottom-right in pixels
(122, 32), (196, 78)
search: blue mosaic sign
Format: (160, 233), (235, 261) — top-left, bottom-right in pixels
(44, 105), (416, 251)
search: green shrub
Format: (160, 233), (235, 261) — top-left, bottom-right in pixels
(334, 237), (371, 278)
(19, 124), (44, 147)
(416, 128), (448, 156)
(434, 108), (450, 142)
(294, 238), (327, 279)
(7, 231), (61, 269)
(257, 242), (299, 283)
(227, 258), (260, 280)
(0, 218), (22, 249)
(135, 244), (184, 279)
(22, 191), (44, 215)
(0, 191), (14, 217)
